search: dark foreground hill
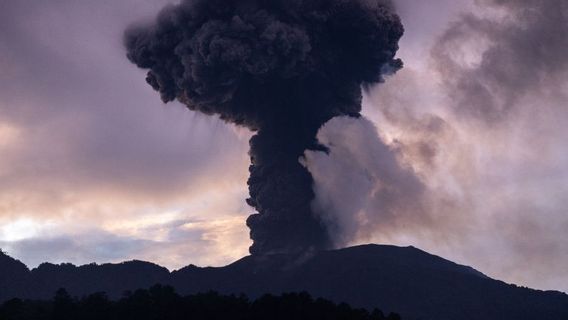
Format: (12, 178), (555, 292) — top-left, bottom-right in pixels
(1, 244), (567, 320)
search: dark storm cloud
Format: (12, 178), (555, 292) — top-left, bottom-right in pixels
(124, 0), (404, 254)
(433, 0), (568, 123)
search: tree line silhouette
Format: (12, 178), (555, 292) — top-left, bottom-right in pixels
(0, 285), (401, 320)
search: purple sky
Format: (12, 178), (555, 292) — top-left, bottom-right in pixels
(1, 0), (567, 292)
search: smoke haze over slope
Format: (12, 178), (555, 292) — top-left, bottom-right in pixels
(309, 0), (568, 291)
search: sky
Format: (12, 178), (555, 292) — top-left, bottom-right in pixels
(1, 0), (567, 292)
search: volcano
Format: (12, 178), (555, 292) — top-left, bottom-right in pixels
(1, 244), (567, 320)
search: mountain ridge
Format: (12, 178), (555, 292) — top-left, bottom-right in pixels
(1, 244), (567, 320)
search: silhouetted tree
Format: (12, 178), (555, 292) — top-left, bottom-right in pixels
(52, 288), (76, 320)
(0, 286), (401, 320)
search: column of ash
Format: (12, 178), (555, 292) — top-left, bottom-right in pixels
(124, 0), (404, 255)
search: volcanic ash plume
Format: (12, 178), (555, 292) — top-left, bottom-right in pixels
(124, 0), (403, 255)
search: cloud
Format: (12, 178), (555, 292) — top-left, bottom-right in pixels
(1, 213), (250, 270)
(432, 0), (568, 124)
(0, 0), (252, 268)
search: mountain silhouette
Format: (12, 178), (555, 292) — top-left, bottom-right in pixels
(0, 249), (29, 300)
(1, 244), (567, 320)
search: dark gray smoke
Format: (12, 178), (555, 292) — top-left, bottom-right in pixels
(124, 0), (403, 255)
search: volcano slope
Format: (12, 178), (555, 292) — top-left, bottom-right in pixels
(1, 244), (567, 320)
